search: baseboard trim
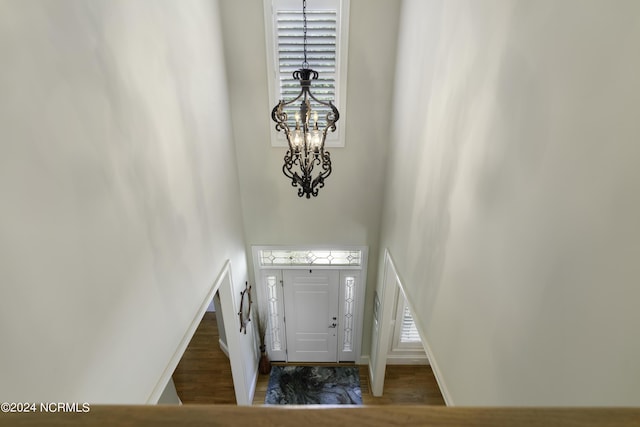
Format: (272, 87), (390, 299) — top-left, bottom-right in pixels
(386, 354), (429, 365)
(387, 249), (454, 407)
(368, 360), (375, 392)
(219, 338), (229, 358)
(248, 364), (258, 405)
(358, 355), (370, 366)
(419, 334), (453, 406)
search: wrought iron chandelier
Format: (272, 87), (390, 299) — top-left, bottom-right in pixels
(271, 0), (340, 199)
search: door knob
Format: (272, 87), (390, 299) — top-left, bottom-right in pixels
(329, 323), (337, 328)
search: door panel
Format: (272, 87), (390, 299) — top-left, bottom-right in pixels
(283, 270), (339, 362)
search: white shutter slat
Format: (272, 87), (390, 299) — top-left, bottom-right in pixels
(275, 9), (338, 130)
(399, 305), (421, 343)
(266, 0), (347, 147)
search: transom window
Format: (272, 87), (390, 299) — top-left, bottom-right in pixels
(258, 248), (361, 266)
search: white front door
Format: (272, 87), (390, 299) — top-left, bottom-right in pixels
(283, 269), (339, 362)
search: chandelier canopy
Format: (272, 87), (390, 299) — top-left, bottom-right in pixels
(271, 0), (340, 199)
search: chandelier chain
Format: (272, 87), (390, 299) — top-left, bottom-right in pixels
(302, 0), (308, 69)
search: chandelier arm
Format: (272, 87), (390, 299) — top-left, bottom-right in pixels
(278, 89), (305, 109)
(284, 166), (305, 193)
(321, 123), (335, 139)
(273, 120), (290, 135)
(304, 94), (340, 131)
(319, 151), (332, 180)
(271, 102), (291, 134)
(292, 173), (304, 188)
(327, 102), (340, 124)
(322, 120), (337, 135)
(270, 102), (283, 122)
(305, 152), (316, 174)
(310, 151), (331, 190)
(282, 153), (294, 178)
(306, 91), (336, 110)
(282, 150), (306, 188)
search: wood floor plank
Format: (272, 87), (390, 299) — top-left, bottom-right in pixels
(172, 312), (235, 404)
(175, 312), (445, 406)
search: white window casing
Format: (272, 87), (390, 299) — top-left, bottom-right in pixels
(264, 0), (350, 148)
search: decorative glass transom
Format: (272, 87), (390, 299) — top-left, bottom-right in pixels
(259, 249), (362, 266)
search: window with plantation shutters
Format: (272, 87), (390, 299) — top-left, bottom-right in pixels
(277, 9), (336, 132)
(399, 304), (421, 343)
(264, 0), (349, 147)
(392, 288), (424, 350)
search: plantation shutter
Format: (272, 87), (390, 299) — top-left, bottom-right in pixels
(276, 9), (337, 130)
(399, 304), (421, 343)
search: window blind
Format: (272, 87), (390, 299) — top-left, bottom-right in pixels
(399, 304), (421, 343)
(276, 10), (337, 130)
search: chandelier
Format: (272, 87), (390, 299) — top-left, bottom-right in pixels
(271, 0), (340, 199)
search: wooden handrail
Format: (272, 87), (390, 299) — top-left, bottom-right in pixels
(2, 405), (640, 426)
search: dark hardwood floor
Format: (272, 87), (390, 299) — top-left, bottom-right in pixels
(173, 312), (445, 406)
(172, 312), (235, 404)
(359, 365), (446, 406)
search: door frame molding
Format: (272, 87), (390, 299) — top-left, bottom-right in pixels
(252, 245), (368, 363)
(369, 249), (398, 396)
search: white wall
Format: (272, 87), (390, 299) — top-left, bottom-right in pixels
(218, 0), (401, 357)
(0, 0), (255, 403)
(213, 292), (228, 350)
(157, 379), (181, 405)
(380, 0), (640, 405)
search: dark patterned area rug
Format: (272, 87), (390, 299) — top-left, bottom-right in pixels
(264, 366), (362, 405)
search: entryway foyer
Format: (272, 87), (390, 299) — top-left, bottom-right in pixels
(253, 247), (367, 364)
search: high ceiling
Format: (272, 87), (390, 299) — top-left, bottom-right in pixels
(218, 0), (401, 245)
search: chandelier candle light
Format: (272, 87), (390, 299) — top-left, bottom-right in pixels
(271, 0), (340, 198)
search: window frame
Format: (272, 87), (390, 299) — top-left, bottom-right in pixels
(263, 0), (350, 148)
